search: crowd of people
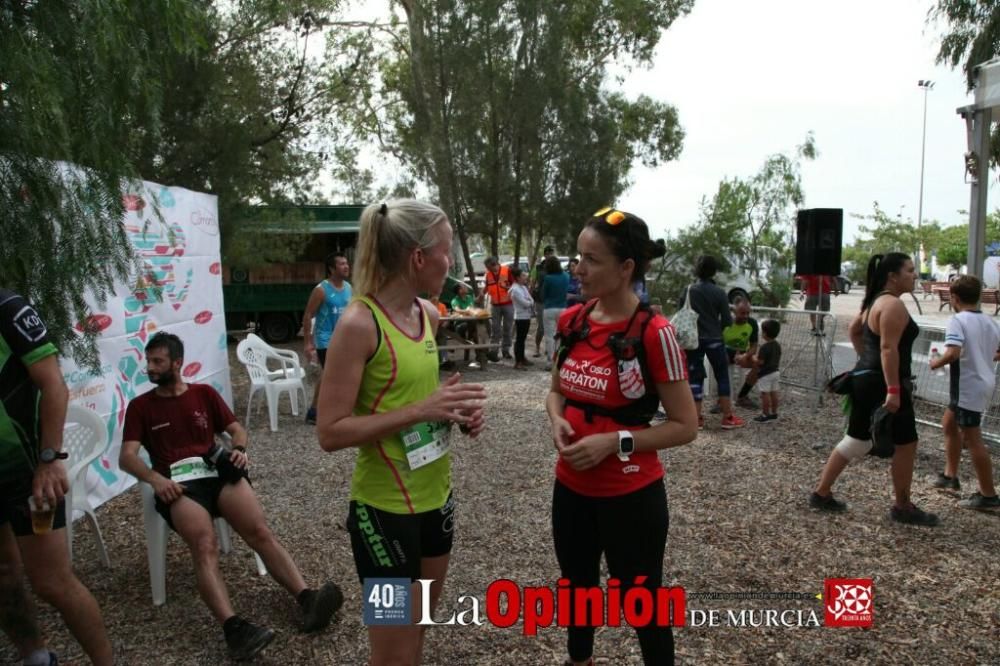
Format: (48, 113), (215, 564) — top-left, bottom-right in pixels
(2, 199), (999, 666)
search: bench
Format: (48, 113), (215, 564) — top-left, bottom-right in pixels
(934, 286), (952, 311)
(981, 288), (1000, 315)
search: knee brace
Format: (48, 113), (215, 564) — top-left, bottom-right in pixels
(834, 435), (872, 462)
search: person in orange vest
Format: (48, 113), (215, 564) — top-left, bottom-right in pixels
(484, 256), (514, 362)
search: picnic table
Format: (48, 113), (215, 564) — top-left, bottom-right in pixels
(438, 313), (499, 370)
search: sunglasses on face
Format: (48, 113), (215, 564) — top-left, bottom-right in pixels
(592, 206), (626, 226)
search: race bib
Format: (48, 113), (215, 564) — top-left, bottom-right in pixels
(169, 456), (219, 483)
(400, 421), (451, 470)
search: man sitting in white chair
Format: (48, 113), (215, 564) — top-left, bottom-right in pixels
(119, 332), (343, 661)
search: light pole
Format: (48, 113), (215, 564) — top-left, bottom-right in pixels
(917, 79), (934, 277)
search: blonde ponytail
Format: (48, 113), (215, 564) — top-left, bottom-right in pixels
(352, 199), (448, 296)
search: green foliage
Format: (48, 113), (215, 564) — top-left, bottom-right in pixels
(649, 136), (815, 310)
(341, 0), (690, 283)
(135, 0), (368, 268)
(932, 1), (1000, 164)
(1, 1), (202, 369)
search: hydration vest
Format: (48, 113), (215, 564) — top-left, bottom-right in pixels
(555, 299), (659, 426)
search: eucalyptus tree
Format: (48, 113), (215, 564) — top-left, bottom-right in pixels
(342, 0), (690, 284)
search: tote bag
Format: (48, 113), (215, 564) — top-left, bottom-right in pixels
(670, 285), (699, 350)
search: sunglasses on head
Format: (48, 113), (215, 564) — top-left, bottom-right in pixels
(593, 206), (626, 226)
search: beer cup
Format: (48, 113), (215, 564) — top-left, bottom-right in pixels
(27, 496), (55, 535)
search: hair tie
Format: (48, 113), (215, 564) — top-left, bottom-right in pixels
(379, 202), (388, 216)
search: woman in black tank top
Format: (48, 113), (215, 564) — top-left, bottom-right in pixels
(809, 253), (939, 526)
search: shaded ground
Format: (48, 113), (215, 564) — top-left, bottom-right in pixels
(4, 333), (999, 665)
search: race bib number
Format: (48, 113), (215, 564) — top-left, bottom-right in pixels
(169, 456), (218, 483)
(400, 421), (451, 470)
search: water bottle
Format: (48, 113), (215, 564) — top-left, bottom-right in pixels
(930, 347), (946, 376)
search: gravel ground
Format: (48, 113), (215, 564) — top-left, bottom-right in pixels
(5, 320), (999, 665)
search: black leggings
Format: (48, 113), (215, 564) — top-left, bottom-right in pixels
(552, 479), (673, 665)
(514, 318), (531, 362)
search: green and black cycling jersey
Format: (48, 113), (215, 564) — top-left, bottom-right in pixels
(0, 289), (59, 478)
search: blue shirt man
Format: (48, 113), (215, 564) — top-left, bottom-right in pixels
(303, 253), (351, 423)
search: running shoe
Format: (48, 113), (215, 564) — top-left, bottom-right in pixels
(753, 414), (771, 423)
(301, 582), (345, 633)
(809, 492), (847, 512)
(929, 473), (960, 492)
(225, 617), (275, 661)
(305, 407), (317, 425)
(709, 403), (722, 415)
(958, 492), (1000, 511)
(720, 414), (745, 429)
(889, 503), (940, 526)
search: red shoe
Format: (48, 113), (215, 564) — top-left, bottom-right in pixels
(720, 414), (745, 429)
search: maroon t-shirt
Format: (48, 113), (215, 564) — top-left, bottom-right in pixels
(123, 384), (237, 476)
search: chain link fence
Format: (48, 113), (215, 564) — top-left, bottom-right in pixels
(702, 307), (1000, 444)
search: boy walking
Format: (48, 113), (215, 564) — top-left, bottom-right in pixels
(928, 276), (1000, 510)
(753, 319), (781, 422)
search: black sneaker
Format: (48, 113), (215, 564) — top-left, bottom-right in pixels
(929, 473), (960, 492)
(502, 350), (513, 360)
(300, 582), (345, 633)
(890, 503), (939, 526)
(753, 414), (771, 423)
(809, 492), (847, 512)
(486, 351), (500, 363)
(958, 492), (1000, 511)
(224, 616), (275, 661)
(305, 407), (317, 425)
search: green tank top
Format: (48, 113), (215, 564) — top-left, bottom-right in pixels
(722, 319), (756, 352)
(351, 295), (449, 514)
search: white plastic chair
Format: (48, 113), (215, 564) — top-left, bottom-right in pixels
(140, 482), (267, 606)
(63, 404), (110, 567)
(236, 334), (306, 431)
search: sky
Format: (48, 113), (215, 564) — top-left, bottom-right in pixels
(345, 0), (996, 245)
(610, 0), (994, 243)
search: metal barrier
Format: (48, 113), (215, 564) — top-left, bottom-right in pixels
(909, 323), (1000, 444)
(753, 307), (837, 404)
(705, 307), (837, 405)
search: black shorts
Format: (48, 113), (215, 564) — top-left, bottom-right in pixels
(317, 348), (327, 367)
(0, 471), (67, 537)
(154, 477), (233, 531)
(949, 404), (983, 428)
(345, 494), (455, 582)
(847, 373), (918, 445)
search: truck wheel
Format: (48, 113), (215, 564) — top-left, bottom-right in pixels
(259, 314), (295, 344)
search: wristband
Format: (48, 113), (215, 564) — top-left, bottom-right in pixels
(233, 445), (247, 453)
(886, 386), (901, 395)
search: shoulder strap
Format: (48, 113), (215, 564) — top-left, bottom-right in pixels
(355, 296), (383, 363)
(555, 300), (598, 370)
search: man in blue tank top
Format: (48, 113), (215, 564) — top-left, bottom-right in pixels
(303, 253), (352, 424)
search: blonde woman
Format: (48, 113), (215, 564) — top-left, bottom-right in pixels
(317, 200), (487, 665)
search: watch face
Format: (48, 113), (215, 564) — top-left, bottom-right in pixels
(39, 449), (67, 463)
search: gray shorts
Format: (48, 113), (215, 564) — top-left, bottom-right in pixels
(804, 294), (831, 311)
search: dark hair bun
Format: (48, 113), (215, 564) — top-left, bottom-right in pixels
(649, 238), (667, 259)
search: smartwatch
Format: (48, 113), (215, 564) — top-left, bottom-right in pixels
(39, 448), (69, 464)
(617, 430), (635, 461)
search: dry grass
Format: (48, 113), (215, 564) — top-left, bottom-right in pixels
(4, 329), (999, 665)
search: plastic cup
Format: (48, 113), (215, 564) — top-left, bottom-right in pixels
(27, 496), (55, 535)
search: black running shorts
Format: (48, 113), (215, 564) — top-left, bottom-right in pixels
(0, 472), (67, 537)
(346, 494), (455, 582)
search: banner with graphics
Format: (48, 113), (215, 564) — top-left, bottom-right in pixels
(60, 182), (229, 511)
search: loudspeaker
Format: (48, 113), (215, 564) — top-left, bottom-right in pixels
(795, 208), (843, 276)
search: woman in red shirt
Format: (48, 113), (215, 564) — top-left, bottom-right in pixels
(546, 208), (699, 666)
